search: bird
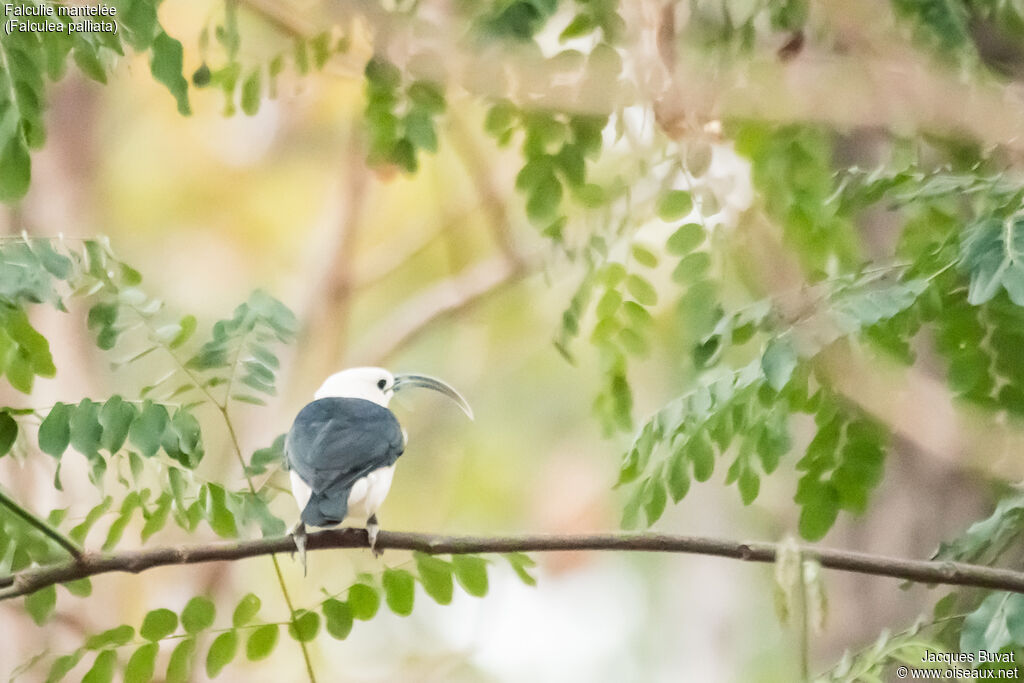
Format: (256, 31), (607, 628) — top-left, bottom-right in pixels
(284, 367), (472, 570)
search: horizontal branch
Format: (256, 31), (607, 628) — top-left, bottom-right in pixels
(2, 529), (1024, 602)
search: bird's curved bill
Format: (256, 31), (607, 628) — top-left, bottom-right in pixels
(393, 373), (474, 420)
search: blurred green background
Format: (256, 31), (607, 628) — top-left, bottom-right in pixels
(0, 1), (1007, 681)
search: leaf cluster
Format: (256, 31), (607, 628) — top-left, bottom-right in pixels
(364, 58), (447, 173)
(0, 0), (189, 201)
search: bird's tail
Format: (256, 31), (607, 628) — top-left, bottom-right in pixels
(300, 489), (348, 528)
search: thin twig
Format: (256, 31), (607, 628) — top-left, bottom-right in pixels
(0, 488), (83, 561)
(446, 113), (523, 266)
(357, 255), (530, 365)
(3, 529), (1024, 601)
(354, 214), (475, 291)
(237, 0), (315, 38)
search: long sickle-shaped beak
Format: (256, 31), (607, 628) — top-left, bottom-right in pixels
(393, 373), (474, 420)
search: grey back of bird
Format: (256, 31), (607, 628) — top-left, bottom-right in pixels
(285, 397), (405, 527)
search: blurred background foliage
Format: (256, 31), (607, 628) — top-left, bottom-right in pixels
(4, 0), (1024, 681)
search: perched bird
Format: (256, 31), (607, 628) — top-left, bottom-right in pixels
(285, 367), (472, 569)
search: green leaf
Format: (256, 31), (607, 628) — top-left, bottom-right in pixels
(193, 62), (212, 86)
(166, 637), (196, 683)
(890, 0), (970, 54)
(689, 432), (715, 482)
(503, 552), (538, 586)
(246, 624), (279, 661)
(231, 394), (266, 406)
(405, 110), (438, 152)
(409, 81), (445, 113)
(170, 314), (197, 349)
(71, 496), (113, 544)
(163, 409), (204, 468)
(962, 217), (1024, 305)
(833, 428), (886, 514)
(288, 609), (321, 641)
(120, 263), (143, 286)
(625, 274), (657, 306)
(738, 467), (760, 505)
(241, 70), (261, 116)
(141, 493), (172, 542)
(961, 592), (1024, 654)
(70, 398), (103, 456)
(452, 555), (489, 597)
(484, 100), (517, 138)
(99, 396), (137, 453)
(575, 182), (606, 207)
(666, 223), (704, 255)
(150, 31), (191, 115)
(73, 44), (107, 84)
(181, 596), (216, 633)
(595, 289), (621, 320)
(365, 57), (401, 89)
(168, 467), (188, 514)
(933, 492), (1024, 565)
(24, 585), (56, 625)
(38, 402), (71, 458)
(757, 421), (790, 474)
(560, 13), (596, 40)
(322, 599), (353, 639)
(348, 582), (380, 620)
(382, 568), (416, 616)
(762, 338), (798, 391)
(124, 643), (158, 683)
(672, 252), (712, 283)
(86, 624), (135, 650)
(202, 484), (238, 538)
(102, 492), (142, 551)
(232, 592), (261, 627)
(0, 410), (17, 456)
(310, 31), (331, 68)
(415, 553), (454, 604)
(631, 244), (658, 268)
(129, 401), (169, 458)
(206, 630), (238, 678)
(0, 134), (31, 202)
(796, 482), (840, 541)
(526, 174), (563, 223)
(46, 652), (83, 683)
(63, 577), (92, 597)
(32, 240), (72, 279)
(141, 608), (178, 641)
(82, 649), (116, 683)
(657, 190), (693, 221)
(516, 158), (553, 193)
(246, 435), (284, 475)
(641, 476), (667, 524)
(667, 453), (691, 502)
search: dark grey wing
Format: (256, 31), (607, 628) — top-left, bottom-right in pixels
(285, 397), (404, 527)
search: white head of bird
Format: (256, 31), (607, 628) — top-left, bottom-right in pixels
(313, 366), (473, 418)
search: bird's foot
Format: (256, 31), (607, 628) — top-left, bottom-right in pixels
(289, 522), (308, 576)
(367, 514), (382, 558)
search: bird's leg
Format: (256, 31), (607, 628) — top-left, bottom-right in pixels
(366, 514), (383, 558)
(289, 521), (308, 576)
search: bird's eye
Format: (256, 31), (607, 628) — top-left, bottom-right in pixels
(377, 379), (388, 390)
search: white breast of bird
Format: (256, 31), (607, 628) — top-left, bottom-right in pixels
(346, 466), (395, 521)
(289, 467), (396, 526)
